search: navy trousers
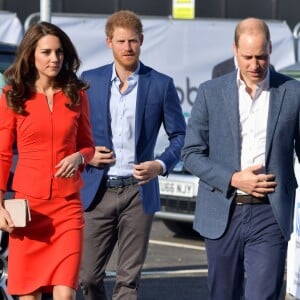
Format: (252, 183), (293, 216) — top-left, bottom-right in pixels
(205, 203), (287, 300)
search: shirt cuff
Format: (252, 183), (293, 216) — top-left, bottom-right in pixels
(155, 159), (166, 175)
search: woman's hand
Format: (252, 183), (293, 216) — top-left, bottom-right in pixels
(54, 152), (82, 178)
(0, 204), (15, 233)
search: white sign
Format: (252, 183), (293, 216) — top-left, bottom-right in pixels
(50, 14), (295, 129)
(0, 11), (23, 44)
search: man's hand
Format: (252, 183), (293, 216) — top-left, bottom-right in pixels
(88, 146), (116, 168)
(231, 164), (277, 197)
(133, 161), (163, 185)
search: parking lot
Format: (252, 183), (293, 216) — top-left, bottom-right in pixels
(74, 219), (295, 300)
(0, 218), (294, 299)
(76, 218), (207, 300)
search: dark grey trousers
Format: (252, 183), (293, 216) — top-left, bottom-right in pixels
(79, 183), (154, 300)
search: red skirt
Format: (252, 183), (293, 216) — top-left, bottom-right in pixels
(7, 182), (84, 295)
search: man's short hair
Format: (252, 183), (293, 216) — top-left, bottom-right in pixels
(105, 10), (143, 39)
(234, 18), (270, 47)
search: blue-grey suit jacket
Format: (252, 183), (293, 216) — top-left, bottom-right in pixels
(182, 69), (300, 241)
(81, 62), (186, 214)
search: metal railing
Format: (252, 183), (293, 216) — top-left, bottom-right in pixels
(293, 22), (300, 62)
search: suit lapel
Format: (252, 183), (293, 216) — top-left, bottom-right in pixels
(222, 73), (241, 166)
(135, 63), (151, 146)
(221, 72), (285, 168)
(265, 81), (285, 160)
(96, 65), (113, 148)
(103, 73), (113, 149)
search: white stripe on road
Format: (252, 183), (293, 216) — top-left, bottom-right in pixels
(149, 239), (205, 251)
(142, 269), (208, 276)
(106, 268), (208, 278)
(106, 239), (207, 278)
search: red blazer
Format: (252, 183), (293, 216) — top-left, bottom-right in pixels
(0, 88), (95, 198)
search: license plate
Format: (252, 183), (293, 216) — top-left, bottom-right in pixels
(159, 178), (194, 198)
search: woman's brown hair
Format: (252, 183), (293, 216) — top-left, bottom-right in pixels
(4, 21), (88, 114)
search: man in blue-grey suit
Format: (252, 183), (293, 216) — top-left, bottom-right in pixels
(79, 10), (186, 300)
(182, 18), (300, 300)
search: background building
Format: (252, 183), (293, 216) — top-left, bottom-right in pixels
(0, 0), (299, 31)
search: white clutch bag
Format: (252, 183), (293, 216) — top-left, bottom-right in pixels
(4, 198), (31, 227)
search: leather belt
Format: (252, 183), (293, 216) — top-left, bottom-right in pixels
(235, 195), (269, 205)
(105, 176), (138, 188)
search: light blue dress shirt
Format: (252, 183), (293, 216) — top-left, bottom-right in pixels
(107, 64), (139, 177)
(107, 63), (166, 177)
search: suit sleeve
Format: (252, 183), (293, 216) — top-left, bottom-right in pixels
(76, 90), (95, 167)
(157, 78), (186, 174)
(0, 91), (15, 191)
(181, 84), (235, 196)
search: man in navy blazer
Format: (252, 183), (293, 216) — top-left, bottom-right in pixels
(182, 18), (300, 299)
(79, 10), (186, 300)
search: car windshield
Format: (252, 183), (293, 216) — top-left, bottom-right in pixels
(0, 43), (17, 73)
(278, 63), (300, 81)
(0, 53), (14, 72)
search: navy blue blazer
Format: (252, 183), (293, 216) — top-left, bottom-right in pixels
(81, 62), (186, 213)
(182, 69), (300, 241)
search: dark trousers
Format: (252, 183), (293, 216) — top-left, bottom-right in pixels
(79, 183), (154, 300)
(205, 203), (287, 300)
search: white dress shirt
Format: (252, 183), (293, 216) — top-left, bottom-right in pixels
(237, 70), (270, 192)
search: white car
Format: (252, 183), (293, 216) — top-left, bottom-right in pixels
(156, 161), (199, 235)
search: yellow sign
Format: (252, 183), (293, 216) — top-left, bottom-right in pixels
(172, 0), (195, 19)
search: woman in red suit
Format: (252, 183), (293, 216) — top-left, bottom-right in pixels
(0, 22), (94, 300)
